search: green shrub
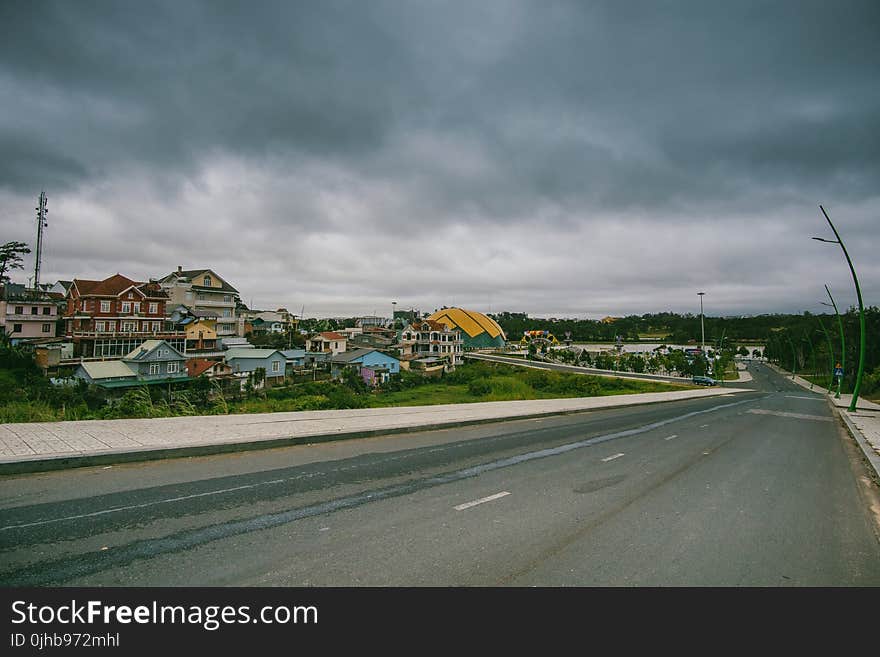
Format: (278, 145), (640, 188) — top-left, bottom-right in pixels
(467, 379), (492, 396)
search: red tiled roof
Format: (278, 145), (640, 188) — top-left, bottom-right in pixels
(72, 274), (168, 298)
(186, 358), (220, 377)
(318, 331), (346, 340)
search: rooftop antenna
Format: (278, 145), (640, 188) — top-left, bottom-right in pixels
(33, 190), (48, 289)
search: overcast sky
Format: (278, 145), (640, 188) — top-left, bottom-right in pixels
(1, 1), (877, 319)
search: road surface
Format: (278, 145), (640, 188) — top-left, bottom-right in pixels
(1, 362), (878, 585)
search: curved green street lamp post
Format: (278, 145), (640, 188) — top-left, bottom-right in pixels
(813, 206), (865, 411)
(816, 317), (835, 393)
(767, 333), (780, 367)
(785, 332), (798, 379)
(802, 329), (817, 389)
(821, 286), (844, 399)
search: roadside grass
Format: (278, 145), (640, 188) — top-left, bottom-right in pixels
(0, 360), (696, 423)
(369, 384), (479, 407)
(371, 370), (690, 407)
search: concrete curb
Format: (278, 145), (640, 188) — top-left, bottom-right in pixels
(837, 408), (880, 482)
(0, 389), (752, 476)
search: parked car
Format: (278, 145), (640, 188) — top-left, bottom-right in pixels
(692, 375), (717, 386)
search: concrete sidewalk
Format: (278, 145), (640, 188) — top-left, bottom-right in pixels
(768, 363), (880, 480)
(0, 386), (750, 474)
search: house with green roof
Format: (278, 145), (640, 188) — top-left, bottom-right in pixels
(72, 339), (189, 388)
(122, 340), (188, 381)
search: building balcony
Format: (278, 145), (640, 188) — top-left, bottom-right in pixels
(193, 298), (236, 308)
(68, 330), (186, 339)
(3, 313), (56, 321)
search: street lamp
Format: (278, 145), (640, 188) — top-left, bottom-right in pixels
(697, 292), (706, 354)
(802, 329), (817, 389)
(785, 332), (797, 379)
(812, 205), (866, 411)
(816, 316), (835, 395)
(820, 283), (845, 399)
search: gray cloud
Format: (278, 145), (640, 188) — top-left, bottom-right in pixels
(0, 0), (877, 317)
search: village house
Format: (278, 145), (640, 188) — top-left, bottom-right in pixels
(158, 267), (242, 338)
(186, 358), (233, 379)
(169, 305), (220, 355)
(399, 319), (463, 366)
(305, 331), (347, 355)
(0, 284), (58, 344)
(330, 348), (400, 386)
(64, 274), (184, 358)
(223, 348), (287, 388)
(72, 339), (189, 388)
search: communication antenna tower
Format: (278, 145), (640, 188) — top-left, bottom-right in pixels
(33, 190), (48, 289)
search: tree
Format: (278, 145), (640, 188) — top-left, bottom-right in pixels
(0, 241), (30, 284)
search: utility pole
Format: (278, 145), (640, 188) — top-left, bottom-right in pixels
(33, 190), (48, 289)
(697, 292), (706, 354)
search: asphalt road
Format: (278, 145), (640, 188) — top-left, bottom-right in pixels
(1, 362), (878, 586)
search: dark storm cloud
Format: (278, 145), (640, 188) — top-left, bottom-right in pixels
(0, 0), (420, 191)
(0, 0), (877, 315)
(3, 0), (878, 202)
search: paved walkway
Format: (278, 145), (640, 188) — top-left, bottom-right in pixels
(768, 363), (880, 479)
(0, 386), (749, 473)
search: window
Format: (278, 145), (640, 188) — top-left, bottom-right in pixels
(100, 301), (110, 313)
(149, 363), (160, 375)
(223, 309), (231, 317)
(203, 276), (211, 287)
(152, 322), (160, 332)
(132, 302), (141, 314)
(14, 306), (23, 314)
(95, 321), (106, 332)
(197, 293), (205, 301)
(122, 321), (137, 332)
(167, 362), (179, 374)
(42, 323), (51, 333)
(121, 302), (131, 314)
(31, 307), (38, 315)
(12, 324), (22, 333)
(223, 295), (230, 303)
(149, 302), (158, 314)
(42, 307), (51, 315)
(271, 361), (281, 373)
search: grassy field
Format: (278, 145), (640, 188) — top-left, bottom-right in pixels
(372, 368), (690, 407)
(0, 361), (696, 423)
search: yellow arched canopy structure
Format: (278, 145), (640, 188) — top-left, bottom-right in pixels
(427, 308), (507, 348)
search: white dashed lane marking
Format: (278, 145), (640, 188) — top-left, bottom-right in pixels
(601, 453), (625, 462)
(748, 409), (833, 422)
(454, 491), (511, 511)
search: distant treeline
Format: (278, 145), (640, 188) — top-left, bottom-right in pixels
(491, 308), (880, 396)
(488, 310), (872, 344)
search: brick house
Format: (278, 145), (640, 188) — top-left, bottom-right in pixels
(64, 274), (185, 358)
